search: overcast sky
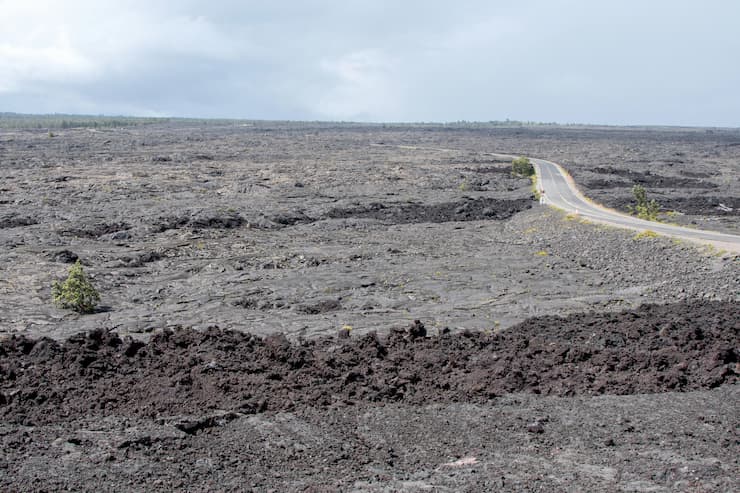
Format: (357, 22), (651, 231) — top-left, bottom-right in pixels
(1, 0), (738, 126)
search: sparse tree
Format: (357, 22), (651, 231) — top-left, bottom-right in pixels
(629, 184), (660, 221)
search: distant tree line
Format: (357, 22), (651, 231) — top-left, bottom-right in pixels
(1, 112), (615, 131)
(0, 113), (168, 129)
(0, 113), (251, 130)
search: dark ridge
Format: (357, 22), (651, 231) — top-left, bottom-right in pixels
(1, 300), (737, 426)
(328, 197), (532, 224)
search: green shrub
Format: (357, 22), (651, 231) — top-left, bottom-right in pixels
(52, 260), (100, 313)
(512, 156), (534, 177)
(629, 185), (660, 221)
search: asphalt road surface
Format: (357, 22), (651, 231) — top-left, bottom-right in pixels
(378, 145), (739, 253)
(528, 156), (740, 253)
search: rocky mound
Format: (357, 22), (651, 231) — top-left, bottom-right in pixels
(1, 301), (737, 426)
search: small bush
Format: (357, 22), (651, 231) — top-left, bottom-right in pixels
(633, 230), (659, 240)
(512, 156), (535, 177)
(629, 185), (660, 221)
(52, 260), (100, 313)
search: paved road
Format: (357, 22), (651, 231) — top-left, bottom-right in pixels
(373, 144), (740, 253)
(526, 156), (740, 253)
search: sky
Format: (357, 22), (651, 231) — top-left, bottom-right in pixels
(1, 0), (739, 126)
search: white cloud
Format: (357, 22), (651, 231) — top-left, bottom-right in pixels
(314, 50), (401, 120)
(0, 0), (249, 94)
(0, 0), (738, 125)
(0, 32), (96, 92)
(0, 1), (98, 91)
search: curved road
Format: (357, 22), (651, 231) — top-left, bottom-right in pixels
(523, 156), (740, 254)
(372, 144), (740, 253)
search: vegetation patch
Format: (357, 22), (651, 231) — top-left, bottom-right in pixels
(633, 230), (659, 240)
(511, 156), (535, 177)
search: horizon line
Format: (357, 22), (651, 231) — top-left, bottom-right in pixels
(1, 111), (738, 131)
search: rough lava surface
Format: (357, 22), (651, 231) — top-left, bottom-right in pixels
(2, 301), (738, 425)
(1, 122), (739, 491)
(1, 123), (737, 341)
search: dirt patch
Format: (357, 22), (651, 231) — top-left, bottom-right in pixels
(328, 197), (532, 224)
(2, 300), (736, 426)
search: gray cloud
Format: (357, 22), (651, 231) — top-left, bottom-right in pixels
(0, 0), (738, 125)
